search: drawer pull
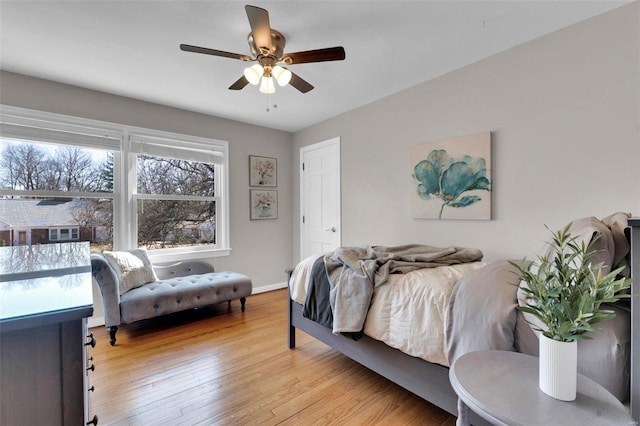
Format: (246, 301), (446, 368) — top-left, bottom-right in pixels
(85, 333), (96, 348)
(88, 385), (95, 392)
(86, 364), (95, 372)
(86, 414), (98, 425)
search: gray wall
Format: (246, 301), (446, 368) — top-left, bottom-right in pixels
(292, 2), (640, 263)
(0, 71), (294, 294)
(1, 2), (639, 321)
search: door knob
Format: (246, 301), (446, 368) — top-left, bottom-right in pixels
(325, 227), (337, 232)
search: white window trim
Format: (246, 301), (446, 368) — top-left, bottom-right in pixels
(49, 227), (79, 241)
(0, 105), (231, 261)
(124, 128), (230, 261)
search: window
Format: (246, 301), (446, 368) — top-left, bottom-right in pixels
(127, 132), (229, 261)
(0, 110), (119, 249)
(49, 227), (80, 241)
(0, 106), (230, 261)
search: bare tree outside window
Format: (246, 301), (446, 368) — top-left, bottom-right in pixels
(45, 146), (103, 192)
(0, 141), (113, 249)
(0, 142), (49, 190)
(1, 143), (106, 192)
(136, 155), (216, 249)
(1, 140), (218, 251)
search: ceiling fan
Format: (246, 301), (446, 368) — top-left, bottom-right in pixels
(180, 5), (346, 94)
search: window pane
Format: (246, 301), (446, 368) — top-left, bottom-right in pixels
(2, 109), (229, 259)
(137, 199), (216, 249)
(0, 198), (113, 251)
(0, 140), (114, 193)
(137, 154), (215, 196)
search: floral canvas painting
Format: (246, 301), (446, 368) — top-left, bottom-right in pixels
(250, 189), (278, 220)
(410, 131), (492, 220)
(249, 155), (277, 187)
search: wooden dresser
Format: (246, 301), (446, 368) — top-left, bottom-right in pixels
(0, 242), (97, 425)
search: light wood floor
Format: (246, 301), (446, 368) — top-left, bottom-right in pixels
(89, 289), (456, 425)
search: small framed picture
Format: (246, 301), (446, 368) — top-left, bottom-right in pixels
(250, 189), (278, 220)
(249, 155), (277, 187)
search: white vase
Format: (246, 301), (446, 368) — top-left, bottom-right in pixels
(539, 334), (577, 401)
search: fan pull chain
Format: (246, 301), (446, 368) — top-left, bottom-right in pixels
(265, 88), (278, 113)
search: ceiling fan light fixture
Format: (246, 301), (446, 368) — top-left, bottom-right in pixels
(244, 63), (264, 85)
(272, 65), (292, 86)
(180, 5), (344, 94)
(259, 76), (275, 94)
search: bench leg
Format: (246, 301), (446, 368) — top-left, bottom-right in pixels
(226, 298), (247, 312)
(107, 326), (118, 346)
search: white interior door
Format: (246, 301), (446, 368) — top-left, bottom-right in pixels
(300, 137), (341, 259)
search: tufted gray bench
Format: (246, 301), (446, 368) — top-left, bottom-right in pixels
(91, 253), (252, 345)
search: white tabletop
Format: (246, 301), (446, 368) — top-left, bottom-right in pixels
(449, 350), (634, 426)
(0, 242), (93, 321)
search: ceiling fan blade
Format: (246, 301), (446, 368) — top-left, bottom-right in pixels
(245, 5), (272, 55)
(180, 44), (251, 61)
(289, 72), (314, 93)
(229, 76), (250, 90)
(282, 47), (345, 65)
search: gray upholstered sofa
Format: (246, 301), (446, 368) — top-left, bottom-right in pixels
(91, 252), (252, 345)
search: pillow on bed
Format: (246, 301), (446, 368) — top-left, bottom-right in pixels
(518, 216), (617, 337)
(601, 212), (631, 270)
(566, 216), (616, 275)
(102, 249), (158, 295)
(446, 259), (523, 364)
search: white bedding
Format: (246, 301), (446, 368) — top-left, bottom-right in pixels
(289, 256), (485, 366)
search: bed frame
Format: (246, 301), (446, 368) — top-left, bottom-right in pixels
(287, 219), (640, 424)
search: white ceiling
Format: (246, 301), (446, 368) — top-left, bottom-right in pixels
(0, 1), (629, 132)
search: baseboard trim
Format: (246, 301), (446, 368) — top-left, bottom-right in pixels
(88, 316), (105, 328)
(87, 281), (288, 329)
(252, 281), (287, 294)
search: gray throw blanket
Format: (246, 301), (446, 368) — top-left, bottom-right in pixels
(324, 244), (484, 334)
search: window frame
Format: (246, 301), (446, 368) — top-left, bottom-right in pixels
(125, 128), (230, 263)
(49, 227), (79, 241)
(0, 105), (231, 262)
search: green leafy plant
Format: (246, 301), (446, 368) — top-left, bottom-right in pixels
(511, 224), (632, 342)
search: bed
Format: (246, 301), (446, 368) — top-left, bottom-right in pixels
(287, 215), (639, 425)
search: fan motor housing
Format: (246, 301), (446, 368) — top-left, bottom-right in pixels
(248, 29), (286, 58)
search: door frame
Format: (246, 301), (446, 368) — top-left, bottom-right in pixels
(299, 137), (341, 259)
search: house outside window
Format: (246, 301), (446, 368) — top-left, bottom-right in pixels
(0, 106), (230, 262)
